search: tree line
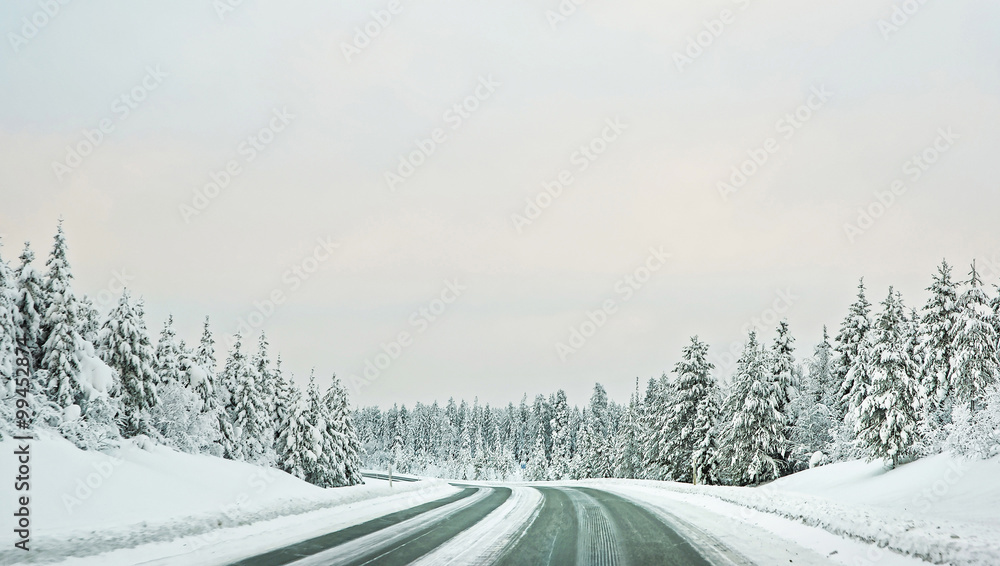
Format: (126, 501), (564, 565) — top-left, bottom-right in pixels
(356, 260), (1000, 484)
(0, 222), (363, 488)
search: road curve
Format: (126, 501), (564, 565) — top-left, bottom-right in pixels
(230, 483), (731, 566)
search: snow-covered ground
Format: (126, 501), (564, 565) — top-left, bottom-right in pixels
(5, 433), (998, 566)
(578, 454), (1000, 566)
(0, 432), (456, 565)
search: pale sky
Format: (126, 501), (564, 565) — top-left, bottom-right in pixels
(2, 0), (1000, 408)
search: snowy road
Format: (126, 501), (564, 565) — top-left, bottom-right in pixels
(227, 483), (738, 565)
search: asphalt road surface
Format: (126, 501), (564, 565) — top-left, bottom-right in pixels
(229, 482), (721, 565)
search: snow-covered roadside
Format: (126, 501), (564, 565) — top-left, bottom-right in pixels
(592, 482), (935, 566)
(52, 479), (457, 566)
(578, 468), (1000, 566)
(0, 433), (457, 565)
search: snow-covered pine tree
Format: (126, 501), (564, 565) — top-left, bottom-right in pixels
(0, 241), (19, 388)
(301, 372), (337, 486)
(691, 390), (722, 485)
(612, 379), (643, 479)
(191, 316), (217, 409)
(526, 433), (548, 481)
(271, 355), (294, 442)
(789, 328), (837, 468)
(40, 223), (85, 409)
(771, 321), (798, 472)
(853, 288), (923, 468)
(547, 389), (571, 480)
(643, 373), (675, 480)
(720, 331), (788, 485)
(97, 291), (159, 437)
(322, 374), (364, 487)
(585, 383), (613, 478)
(14, 242), (45, 368)
(227, 337), (273, 466)
(154, 315), (183, 386)
(660, 336), (720, 483)
(920, 260), (960, 419)
(216, 334), (247, 460)
(275, 394), (311, 481)
(950, 262), (1000, 413)
(771, 320), (797, 414)
(252, 332), (279, 437)
(571, 414), (593, 480)
(835, 278), (872, 419)
(77, 296), (101, 345)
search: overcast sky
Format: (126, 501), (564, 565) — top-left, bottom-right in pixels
(2, 0), (999, 408)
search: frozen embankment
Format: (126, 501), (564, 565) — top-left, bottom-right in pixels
(0, 433), (456, 565)
(581, 454), (1000, 566)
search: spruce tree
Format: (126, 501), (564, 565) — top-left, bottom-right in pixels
(585, 383), (613, 478)
(950, 262), (1000, 412)
(547, 389), (571, 480)
(216, 334), (247, 460)
(790, 329), (836, 467)
(721, 331), (787, 485)
(836, 278), (872, 418)
(77, 296), (101, 345)
(14, 242), (45, 368)
(0, 242), (18, 386)
(154, 315), (183, 386)
(97, 291), (159, 437)
(252, 332), (279, 435)
(526, 433), (548, 481)
(227, 337), (273, 465)
(853, 289), (923, 468)
(661, 336), (720, 483)
(192, 316), (217, 409)
(276, 380), (313, 481)
(40, 223), (84, 409)
(322, 374), (364, 486)
(920, 260), (960, 414)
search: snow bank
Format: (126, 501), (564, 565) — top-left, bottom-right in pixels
(769, 454), (1000, 526)
(0, 432), (453, 564)
(581, 455), (1000, 566)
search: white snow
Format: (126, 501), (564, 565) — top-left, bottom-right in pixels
(75, 340), (116, 399)
(768, 454), (1000, 526)
(0, 432), (456, 565)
